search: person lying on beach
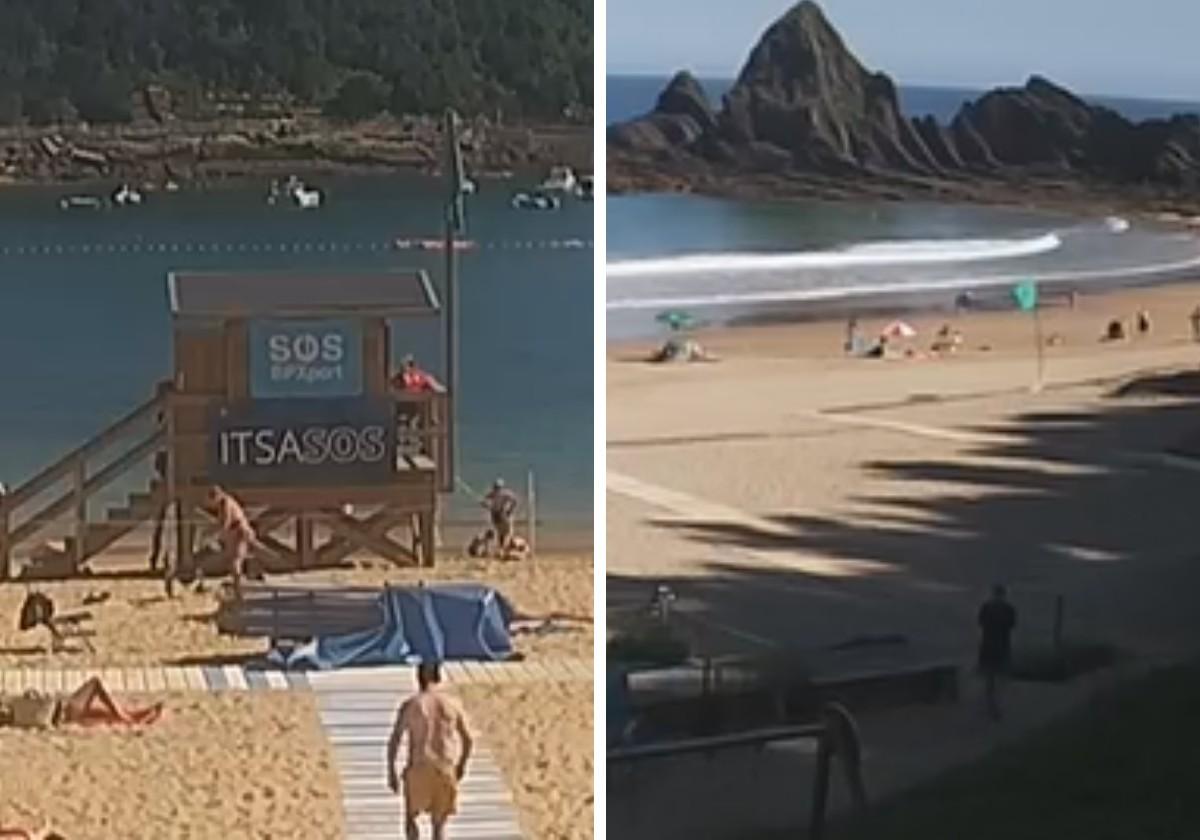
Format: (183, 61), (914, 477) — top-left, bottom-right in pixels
(0, 823), (65, 840)
(0, 677), (163, 730)
(930, 324), (964, 354)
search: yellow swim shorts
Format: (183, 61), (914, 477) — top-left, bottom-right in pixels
(403, 763), (458, 820)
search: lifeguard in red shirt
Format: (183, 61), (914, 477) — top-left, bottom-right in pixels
(392, 355), (437, 393)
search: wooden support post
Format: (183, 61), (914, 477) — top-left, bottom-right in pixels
(420, 510), (435, 567)
(72, 456), (87, 572)
(178, 502), (194, 579)
(527, 469), (537, 559)
(0, 485), (9, 581)
(297, 513), (313, 570)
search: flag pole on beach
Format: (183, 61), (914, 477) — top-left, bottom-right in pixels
(444, 109), (466, 486)
(1012, 279), (1043, 392)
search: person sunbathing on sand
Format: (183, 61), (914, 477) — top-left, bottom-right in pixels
(0, 677), (163, 730)
(0, 822), (65, 840)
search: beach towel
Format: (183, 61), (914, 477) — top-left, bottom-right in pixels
(275, 584), (515, 670)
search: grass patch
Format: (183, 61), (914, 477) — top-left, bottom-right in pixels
(831, 659), (1200, 840)
(607, 624), (690, 667)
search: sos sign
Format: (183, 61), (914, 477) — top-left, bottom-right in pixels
(211, 398), (395, 486)
(249, 318), (363, 398)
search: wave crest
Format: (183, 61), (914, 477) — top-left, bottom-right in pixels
(606, 233), (1063, 279)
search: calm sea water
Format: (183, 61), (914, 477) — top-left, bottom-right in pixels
(607, 76), (1200, 340)
(0, 175), (593, 536)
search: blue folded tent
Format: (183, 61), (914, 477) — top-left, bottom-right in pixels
(278, 584), (515, 670)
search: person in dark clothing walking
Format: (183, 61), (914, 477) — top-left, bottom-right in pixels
(978, 584), (1017, 720)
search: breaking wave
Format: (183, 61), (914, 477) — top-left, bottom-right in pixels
(606, 232), (1063, 279)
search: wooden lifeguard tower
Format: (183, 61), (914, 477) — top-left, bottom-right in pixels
(0, 269), (452, 581)
(166, 269), (451, 572)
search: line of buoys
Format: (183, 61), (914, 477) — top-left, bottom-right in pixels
(0, 238), (594, 258)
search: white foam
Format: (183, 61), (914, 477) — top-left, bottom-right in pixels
(606, 249), (1200, 311)
(606, 233), (1063, 279)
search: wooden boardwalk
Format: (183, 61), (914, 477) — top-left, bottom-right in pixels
(308, 667), (524, 839)
(0, 657), (590, 695)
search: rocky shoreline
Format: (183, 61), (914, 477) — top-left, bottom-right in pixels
(608, 1), (1200, 219)
(1, 114), (592, 187)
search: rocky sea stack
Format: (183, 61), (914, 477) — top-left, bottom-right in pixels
(609, 0), (1200, 202)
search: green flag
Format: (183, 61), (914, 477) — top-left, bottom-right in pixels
(1013, 280), (1039, 312)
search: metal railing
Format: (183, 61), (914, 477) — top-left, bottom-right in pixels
(609, 704), (868, 840)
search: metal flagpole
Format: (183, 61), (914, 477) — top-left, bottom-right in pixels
(1033, 304), (1045, 392)
(443, 109), (465, 487)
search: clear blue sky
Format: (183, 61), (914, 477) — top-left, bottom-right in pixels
(607, 0), (1200, 100)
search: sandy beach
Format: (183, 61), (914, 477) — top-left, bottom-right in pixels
(0, 549), (593, 839)
(608, 278), (1200, 661)
(0, 552), (592, 668)
(459, 681), (594, 840)
(0, 691), (343, 838)
(607, 278), (1200, 836)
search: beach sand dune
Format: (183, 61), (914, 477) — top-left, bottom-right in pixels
(0, 692), (343, 839)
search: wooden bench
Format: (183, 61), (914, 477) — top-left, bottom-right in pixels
(217, 583), (384, 642)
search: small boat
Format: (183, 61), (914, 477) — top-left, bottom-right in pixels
(269, 176), (323, 209)
(460, 178), (478, 196)
(58, 195), (103, 211)
(112, 184), (143, 206)
(293, 186), (322, 209)
(511, 191), (561, 211)
(538, 166), (578, 193)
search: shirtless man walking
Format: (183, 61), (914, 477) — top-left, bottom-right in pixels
(386, 663), (474, 840)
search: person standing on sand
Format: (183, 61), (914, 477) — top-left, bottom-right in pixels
(482, 479), (518, 555)
(1190, 305), (1200, 342)
(203, 485), (262, 597)
(978, 584), (1017, 720)
(387, 663), (474, 840)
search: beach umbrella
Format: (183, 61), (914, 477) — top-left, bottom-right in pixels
(656, 310), (697, 332)
(880, 320), (917, 340)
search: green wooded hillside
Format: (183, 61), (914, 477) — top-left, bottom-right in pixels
(0, 0), (593, 124)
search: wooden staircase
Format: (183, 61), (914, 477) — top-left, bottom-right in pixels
(58, 481), (165, 567)
(0, 386), (167, 579)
